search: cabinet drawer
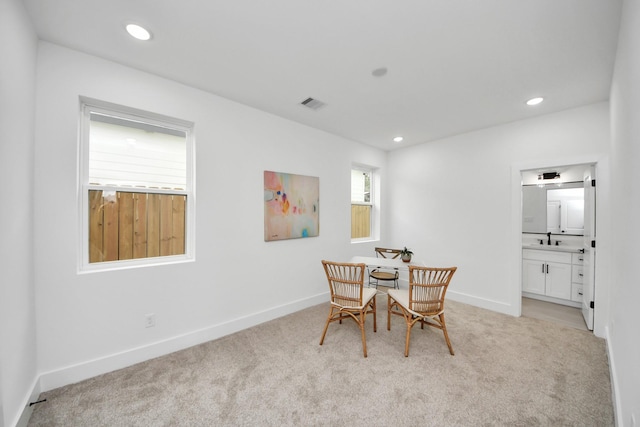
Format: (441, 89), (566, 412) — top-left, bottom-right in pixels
(572, 253), (585, 264)
(572, 283), (584, 302)
(572, 265), (584, 284)
(523, 249), (572, 264)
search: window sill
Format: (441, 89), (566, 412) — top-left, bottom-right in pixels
(351, 238), (379, 245)
(78, 254), (194, 274)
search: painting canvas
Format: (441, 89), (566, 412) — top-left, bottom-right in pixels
(264, 170), (319, 241)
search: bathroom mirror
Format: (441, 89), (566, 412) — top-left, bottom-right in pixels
(522, 182), (584, 235)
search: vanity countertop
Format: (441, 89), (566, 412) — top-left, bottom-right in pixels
(522, 243), (583, 253)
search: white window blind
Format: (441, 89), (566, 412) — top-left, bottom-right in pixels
(89, 113), (186, 189)
(351, 169), (370, 203)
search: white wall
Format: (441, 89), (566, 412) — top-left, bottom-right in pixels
(12, 9), (636, 425)
(608, 0), (640, 424)
(0, 0), (39, 425)
(387, 103), (610, 321)
(33, 42), (386, 391)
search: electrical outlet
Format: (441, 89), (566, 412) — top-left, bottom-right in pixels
(145, 313), (156, 328)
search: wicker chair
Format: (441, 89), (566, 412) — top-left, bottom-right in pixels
(387, 266), (457, 356)
(320, 260), (377, 357)
(368, 247), (401, 289)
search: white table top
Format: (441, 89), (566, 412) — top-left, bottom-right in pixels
(350, 256), (425, 270)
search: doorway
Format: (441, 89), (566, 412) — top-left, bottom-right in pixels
(521, 297), (588, 331)
(519, 163), (596, 331)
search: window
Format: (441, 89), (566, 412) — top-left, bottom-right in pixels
(351, 168), (372, 239)
(79, 98), (194, 271)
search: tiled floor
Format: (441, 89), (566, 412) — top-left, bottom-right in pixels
(521, 297), (588, 331)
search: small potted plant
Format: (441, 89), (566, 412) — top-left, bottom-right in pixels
(400, 247), (413, 263)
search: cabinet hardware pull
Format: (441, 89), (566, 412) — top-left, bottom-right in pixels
(546, 264), (549, 274)
(578, 292), (583, 296)
(542, 264), (545, 273)
(579, 273), (583, 277)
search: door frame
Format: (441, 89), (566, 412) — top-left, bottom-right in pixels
(582, 168), (596, 329)
(510, 156), (601, 324)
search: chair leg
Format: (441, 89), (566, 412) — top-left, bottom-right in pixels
(320, 302), (378, 358)
(404, 322), (412, 357)
(387, 294), (392, 331)
(359, 311), (368, 358)
(440, 313), (455, 355)
(319, 306), (335, 345)
(360, 327), (368, 358)
(358, 297), (377, 358)
(371, 297), (377, 333)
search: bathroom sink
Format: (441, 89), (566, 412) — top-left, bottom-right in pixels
(522, 243), (583, 252)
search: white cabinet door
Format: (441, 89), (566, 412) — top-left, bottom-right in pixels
(522, 259), (546, 295)
(545, 261), (572, 300)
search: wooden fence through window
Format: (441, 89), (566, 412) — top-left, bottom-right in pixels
(351, 204), (371, 239)
(89, 190), (186, 263)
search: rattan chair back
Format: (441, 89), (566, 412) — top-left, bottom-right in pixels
(322, 261), (366, 307)
(408, 266), (457, 316)
(374, 247), (401, 259)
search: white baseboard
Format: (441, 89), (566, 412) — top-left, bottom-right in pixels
(38, 293), (327, 393)
(447, 290), (516, 316)
(605, 325), (622, 427)
(16, 404), (34, 427)
(13, 376), (41, 427)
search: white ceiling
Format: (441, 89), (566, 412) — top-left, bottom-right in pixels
(23, 0), (622, 151)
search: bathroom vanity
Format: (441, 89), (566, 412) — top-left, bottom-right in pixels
(522, 245), (584, 308)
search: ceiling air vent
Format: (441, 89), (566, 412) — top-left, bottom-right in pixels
(300, 97), (326, 110)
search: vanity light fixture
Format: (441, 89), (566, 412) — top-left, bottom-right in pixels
(126, 24), (152, 41)
(526, 97), (544, 106)
(538, 172), (560, 180)
(393, 136), (404, 143)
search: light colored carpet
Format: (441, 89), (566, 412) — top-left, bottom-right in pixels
(28, 294), (614, 426)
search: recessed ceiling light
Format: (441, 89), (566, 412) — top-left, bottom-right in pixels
(126, 24), (152, 41)
(372, 67), (388, 77)
(393, 136), (404, 143)
(526, 97), (544, 106)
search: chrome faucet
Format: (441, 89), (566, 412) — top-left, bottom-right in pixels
(547, 232), (552, 245)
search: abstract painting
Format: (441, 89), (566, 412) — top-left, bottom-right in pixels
(264, 170), (319, 241)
